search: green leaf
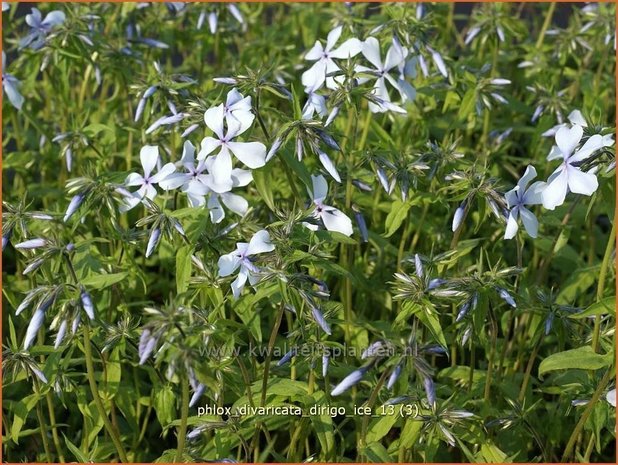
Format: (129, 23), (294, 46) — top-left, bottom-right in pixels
(64, 434), (90, 462)
(478, 442), (508, 462)
(253, 168), (276, 211)
(399, 417), (422, 448)
(10, 394), (40, 443)
(364, 442), (392, 462)
(556, 266), (599, 304)
(81, 272), (129, 290)
(570, 296), (616, 319)
(458, 88), (477, 120)
(279, 148), (312, 190)
(154, 385), (175, 430)
(403, 301), (448, 349)
(308, 392), (335, 460)
(384, 200), (411, 237)
(539, 346), (612, 377)
(366, 411), (399, 443)
(175, 245), (193, 294)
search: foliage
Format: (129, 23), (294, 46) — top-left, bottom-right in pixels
(2, 2), (616, 463)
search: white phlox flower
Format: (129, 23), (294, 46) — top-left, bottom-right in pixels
(504, 165), (544, 239)
(159, 140), (252, 223)
(542, 125), (606, 210)
(302, 85), (328, 120)
(302, 25), (362, 91)
(120, 145), (176, 211)
(198, 89), (266, 193)
(305, 175), (353, 236)
(217, 230), (275, 298)
(356, 37), (411, 113)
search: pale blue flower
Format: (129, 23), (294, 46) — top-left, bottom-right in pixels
(20, 7), (66, 50)
(2, 52), (24, 110)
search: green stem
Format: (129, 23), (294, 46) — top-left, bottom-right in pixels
(518, 335), (543, 402)
(175, 377), (189, 462)
(562, 368), (614, 461)
(483, 315), (497, 402)
(535, 2), (556, 49)
(592, 219), (615, 352)
(359, 370), (388, 452)
(46, 391), (65, 462)
(83, 324), (128, 462)
(252, 299), (285, 460)
(33, 382), (53, 462)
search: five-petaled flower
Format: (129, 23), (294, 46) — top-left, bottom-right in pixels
(504, 165), (544, 239)
(306, 175), (353, 236)
(121, 145), (175, 211)
(198, 91), (266, 192)
(542, 125), (605, 210)
(20, 7), (66, 50)
(217, 229), (275, 298)
(302, 25), (362, 91)
(356, 37), (414, 113)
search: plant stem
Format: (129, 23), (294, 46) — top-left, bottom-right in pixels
(175, 376), (189, 463)
(484, 314), (498, 402)
(45, 391), (65, 462)
(252, 299), (285, 459)
(536, 199), (580, 284)
(33, 382), (53, 462)
(535, 2), (556, 49)
(359, 370), (389, 461)
(518, 335), (543, 402)
(562, 368), (614, 461)
(591, 219), (615, 352)
(83, 324), (128, 462)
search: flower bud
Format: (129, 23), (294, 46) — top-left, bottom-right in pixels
(64, 193), (85, 222)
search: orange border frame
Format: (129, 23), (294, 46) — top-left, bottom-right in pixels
(0, 1), (616, 464)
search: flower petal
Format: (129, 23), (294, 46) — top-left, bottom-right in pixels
(221, 192), (249, 216)
(569, 134), (604, 163)
(321, 206), (353, 236)
(504, 209), (519, 240)
(231, 267), (249, 299)
(150, 162), (176, 184)
(330, 37), (362, 59)
(311, 174), (329, 202)
(318, 151), (341, 183)
(208, 194), (225, 224)
(140, 145), (159, 178)
(231, 168), (253, 187)
(325, 25), (343, 51)
(206, 149), (234, 193)
(227, 141), (266, 169)
(198, 137), (222, 160)
(301, 60), (327, 91)
(566, 165), (598, 196)
(542, 168), (569, 210)
(217, 252), (241, 277)
(362, 37), (382, 69)
(519, 207), (539, 238)
(246, 229), (275, 255)
(158, 172), (189, 190)
(204, 104), (225, 138)
(305, 41), (324, 61)
(555, 125), (583, 159)
(517, 165), (537, 192)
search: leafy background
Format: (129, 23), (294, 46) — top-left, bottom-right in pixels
(2, 2), (616, 463)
